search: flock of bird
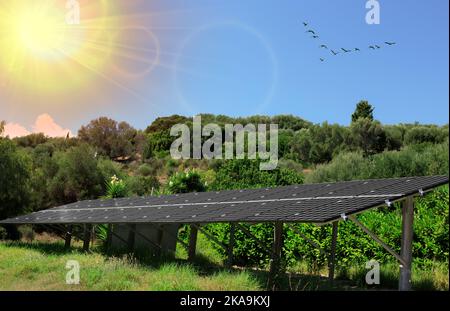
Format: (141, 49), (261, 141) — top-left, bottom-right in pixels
(301, 21), (396, 62)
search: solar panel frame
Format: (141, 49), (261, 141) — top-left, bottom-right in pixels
(1, 175), (447, 225)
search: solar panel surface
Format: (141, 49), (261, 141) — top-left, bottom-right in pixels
(1, 175), (447, 225)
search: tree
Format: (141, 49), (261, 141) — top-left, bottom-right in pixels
(349, 118), (387, 155)
(351, 100), (374, 122)
(0, 139), (31, 239)
(167, 170), (206, 194)
(291, 123), (349, 164)
(271, 115), (312, 131)
(49, 144), (104, 204)
(78, 117), (137, 159)
(145, 115), (190, 133)
(211, 159), (303, 190)
(144, 130), (173, 159)
(14, 133), (48, 148)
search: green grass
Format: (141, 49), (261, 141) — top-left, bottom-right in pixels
(0, 234), (448, 291)
(0, 240), (261, 291)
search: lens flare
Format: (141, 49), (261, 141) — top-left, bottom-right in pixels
(0, 0), (118, 93)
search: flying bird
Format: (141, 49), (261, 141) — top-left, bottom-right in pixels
(330, 49), (339, 55)
(354, 48), (360, 52)
(369, 45), (376, 50)
(320, 58), (325, 62)
(375, 45), (381, 49)
(306, 29), (316, 35)
(341, 48), (351, 53)
(320, 44), (328, 49)
(311, 35), (319, 39)
(302, 22), (308, 27)
(385, 41), (396, 45)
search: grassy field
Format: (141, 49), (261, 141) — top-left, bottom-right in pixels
(0, 233), (448, 291)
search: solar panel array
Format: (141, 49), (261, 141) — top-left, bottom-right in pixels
(1, 175), (447, 225)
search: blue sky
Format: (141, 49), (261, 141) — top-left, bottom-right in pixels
(1, 0), (448, 133)
(120, 0), (450, 128)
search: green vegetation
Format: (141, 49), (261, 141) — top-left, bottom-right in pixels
(0, 241), (260, 291)
(306, 142), (448, 183)
(0, 101), (448, 290)
(351, 100), (374, 122)
(0, 234), (447, 291)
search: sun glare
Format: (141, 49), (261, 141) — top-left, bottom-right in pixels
(0, 0), (117, 93)
(17, 6), (67, 58)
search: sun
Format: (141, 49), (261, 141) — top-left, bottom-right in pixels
(16, 5), (68, 59)
(0, 0), (118, 93)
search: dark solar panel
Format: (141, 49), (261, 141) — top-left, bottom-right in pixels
(1, 175), (447, 225)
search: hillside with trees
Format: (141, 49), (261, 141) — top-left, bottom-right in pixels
(1, 101), (448, 288)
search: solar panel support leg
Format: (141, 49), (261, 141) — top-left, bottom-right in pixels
(83, 224), (92, 252)
(106, 224), (113, 252)
(348, 215), (406, 266)
(91, 225), (96, 245)
(188, 225), (198, 261)
(399, 196), (414, 291)
(64, 225), (72, 249)
(127, 224), (136, 252)
(268, 222), (284, 290)
(226, 223), (236, 268)
(156, 225), (164, 256)
(328, 221), (338, 283)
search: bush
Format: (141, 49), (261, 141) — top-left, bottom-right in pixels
(167, 170), (206, 194)
(349, 119), (387, 156)
(306, 141), (449, 183)
(0, 139), (31, 220)
(98, 158), (126, 181)
(138, 164), (154, 176)
(404, 126), (448, 145)
(127, 175), (160, 196)
(105, 175), (128, 198)
(211, 159), (304, 190)
(144, 131), (173, 159)
(305, 152), (367, 183)
(49, 144), (105, 204)
(78, 117), (137, 159)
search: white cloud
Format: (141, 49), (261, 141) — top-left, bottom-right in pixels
(32, 113), (73, 138)
(2, 114), (73, 138)
(3, 123), (31, 138)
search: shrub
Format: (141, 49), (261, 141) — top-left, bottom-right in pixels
(167, 170), (206, 194)
(105, 175), (128, 198)
(127, 175), (160, 196)
(404, 126), (448, 145)
(211, 159), (303, 190)
(0, 139), (31, 220)
(137, 164), (154, 176)
(97, 158), (126, 180)
(49, 144), (104, 204)
(306, 141), (449, 183)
